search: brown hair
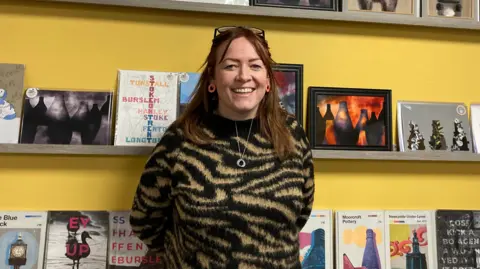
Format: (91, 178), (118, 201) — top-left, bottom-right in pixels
(176, 27), (296, 160)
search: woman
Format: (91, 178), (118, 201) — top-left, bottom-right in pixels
(129, 26), (315, 269)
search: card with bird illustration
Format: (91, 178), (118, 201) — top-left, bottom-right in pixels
(43, 211), (109, 269)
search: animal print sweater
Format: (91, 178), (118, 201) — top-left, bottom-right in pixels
(129, 113), (315, 269)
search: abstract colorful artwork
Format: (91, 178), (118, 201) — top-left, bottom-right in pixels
(307, 86), (392, 151)
(273, 63), (303, 124)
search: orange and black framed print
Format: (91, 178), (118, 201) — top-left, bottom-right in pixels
(342, 0), (420, 16)
(307, 86), (393, 151)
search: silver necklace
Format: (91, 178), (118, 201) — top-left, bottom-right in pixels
(234, 119), (254, 168)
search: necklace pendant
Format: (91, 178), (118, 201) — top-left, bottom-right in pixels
(236, 158), (246, 168)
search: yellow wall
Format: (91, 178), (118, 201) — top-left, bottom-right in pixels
(1, 0), (480, 211)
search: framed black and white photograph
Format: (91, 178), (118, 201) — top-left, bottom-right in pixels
(272, 63), (304, 124)
(251, 0), (338, 11)
(19, 88), (113, 145)
(307, 86), (393, 151)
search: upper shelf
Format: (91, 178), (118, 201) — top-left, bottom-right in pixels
(2, 143), (480, 162)
(42, 0), (480, 31)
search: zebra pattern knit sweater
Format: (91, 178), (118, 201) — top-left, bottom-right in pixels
(129, 112), (315, 269)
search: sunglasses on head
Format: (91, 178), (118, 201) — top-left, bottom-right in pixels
(213, 26), (265, 39)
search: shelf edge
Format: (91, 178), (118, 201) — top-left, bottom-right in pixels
(39, 0), (480, 31)
(0, 144), (153, 156)
(312, 149), (480, 162)
(2, 143), (480, 162)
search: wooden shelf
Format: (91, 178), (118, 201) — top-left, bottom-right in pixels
(312, 149), (480, 162)
(41, 0), (480, 31)
(2, 143), (480, 162)
(0, 144), (153, 156)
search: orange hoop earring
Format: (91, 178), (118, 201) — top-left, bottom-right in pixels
(266, 85), (270, 92)
(208, 84), (216, 93)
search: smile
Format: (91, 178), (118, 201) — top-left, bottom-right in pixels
(232, 88), (255, 93)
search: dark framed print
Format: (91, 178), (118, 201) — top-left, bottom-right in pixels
(272, 63), (304, 124)
(250, 0), (338, 11)
(307, 86), (392, 151)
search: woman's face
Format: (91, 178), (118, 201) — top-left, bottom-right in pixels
(212, 36), (269, 121)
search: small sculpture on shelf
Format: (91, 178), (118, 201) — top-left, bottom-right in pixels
(429, 120), (446, 150)
(451, 118), (470, 151)
(407, 120), (425, 151)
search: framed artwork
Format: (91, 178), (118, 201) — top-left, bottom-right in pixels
(307, 86), (392, 151)
(250, 0), (338, 11)
(421, 0), (478, 19)
(272, 63), (304, 124)
(342, 0), (420, 16)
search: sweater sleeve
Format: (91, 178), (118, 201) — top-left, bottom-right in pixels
(295, 126), (315, 231)
(129, 126), (181, 253)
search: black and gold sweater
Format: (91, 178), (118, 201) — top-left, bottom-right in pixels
(129, 113), (315, 269)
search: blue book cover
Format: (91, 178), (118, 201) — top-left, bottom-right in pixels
(179, 72), (200, 115)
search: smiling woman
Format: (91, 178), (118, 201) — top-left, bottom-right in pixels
(129, 26), (315, 269)
(213, 36), (270, 120)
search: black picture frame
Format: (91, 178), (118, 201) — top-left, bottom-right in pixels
(272, 63), (304, 125)
(307, 86), (392, 151)
(250, 0), (338, 11)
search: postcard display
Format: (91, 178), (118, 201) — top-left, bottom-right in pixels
(303, 84), (480, 154)
(0, 208), (480, 268)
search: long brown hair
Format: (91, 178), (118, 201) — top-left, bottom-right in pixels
(176, 27), (296, 160)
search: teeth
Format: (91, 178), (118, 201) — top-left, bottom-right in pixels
(232, 88), (254, 93)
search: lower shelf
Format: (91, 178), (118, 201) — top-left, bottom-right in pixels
(1, 143), (480, 162)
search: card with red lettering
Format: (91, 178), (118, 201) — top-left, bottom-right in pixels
(43, 210), (109, 269)
(114, 69), (179, 146)
(108, 211), (162, 268)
